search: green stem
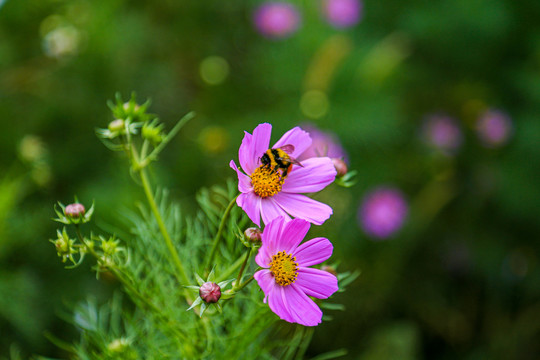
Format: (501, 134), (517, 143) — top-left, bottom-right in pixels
(205, 195), (239, 270)
(234, 247), (251, 289)
(216, 255), (246, 282)
(294, 326), (314, 360)
(234, 274), (255, 292)
(139, 112), (195, 168)
(139, 167), (190, 285)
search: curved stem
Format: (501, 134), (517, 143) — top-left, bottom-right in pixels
(139, 111), (195, 168)
(235, 274), (255, 292)
(234, 247), (251, 289)
(205, 195), (239, 271)
(216, 255), (245, 282)
(139, 167), (190, 285)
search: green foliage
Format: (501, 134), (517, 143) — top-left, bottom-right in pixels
(41, 98), (349, 359)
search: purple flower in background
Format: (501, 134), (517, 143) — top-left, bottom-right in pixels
(321, 0), (363, 29)
(230, 123), (336, 226)
(358, 187), (408, 239)
(297, 123), (348, 163)
(422, 114), (462, 154)
(476, 109), (513, 148)
(254, 217), (338, 326)
(253, 2), (301, 39)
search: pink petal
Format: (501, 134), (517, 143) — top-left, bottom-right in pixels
(238, 131), (253, 174)
(237, 192), (261, 227)
(295, 267), (338, 299)
(267, 285), (295, 323)
(293, 237), (333, 267)
(282, 285), (323, 326)
(260, 197), (291, 226)
(282, 157), (336, 193)
(276, 218), (310, 254)
(241, 123), (272, 174)
(255, 243), (273, 268)
(229, 160), (253, 193)
(257, 270), (324, 326)
(254, 269), (275, 302)
(259, 215), (287, 261)
(273, 126), (312, 159)
(273, 192), (333, 225)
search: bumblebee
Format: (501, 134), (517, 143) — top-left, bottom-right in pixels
(260, 144), (303, 178)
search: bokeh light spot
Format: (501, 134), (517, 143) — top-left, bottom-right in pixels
(300, 90), (329, 119)
(199, 56), (230, 86)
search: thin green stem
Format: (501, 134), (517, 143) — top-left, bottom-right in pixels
(216, 255), (246, 282)
(234, 273), (255, 292)
(234, 247), (251, 290)
(294, 326), (314, 360)
(139, 167), (190, 285)
(139, 111), (195, 168)
(205, 194), (239, 270)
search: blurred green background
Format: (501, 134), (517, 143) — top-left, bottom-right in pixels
(1, 0), (540, 358)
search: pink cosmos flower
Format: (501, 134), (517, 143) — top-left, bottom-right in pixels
(321, 0), (363, 29)
(230, 123), (337, 226)
(476, 109), (513, 148)
(254, 217), (338, 326)
(297, 123), (348, 164)
(358, 186), (408, 239)
(253, 2), (301, 39)
(422, 114), (463, 154)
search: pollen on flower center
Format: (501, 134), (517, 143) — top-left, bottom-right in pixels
(251, 165), (284, 198)
(269, 250), (298, 286)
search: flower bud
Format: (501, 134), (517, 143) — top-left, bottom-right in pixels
(199, 282), (221, 303)
(142, 122), (163, 144)
(108, 119), (125, 133)
(244, 227), (262, 243)
(65, 203), (85, 218)
(123, 102), (140, 112)
(332, 158), (348, 177)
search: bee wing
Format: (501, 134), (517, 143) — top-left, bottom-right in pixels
(278, 144), (295, 154)
(289, 157), (304, 167)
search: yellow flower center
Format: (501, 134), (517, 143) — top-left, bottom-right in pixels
(251, 165), (284, 198)
(269, 250), (298, 287)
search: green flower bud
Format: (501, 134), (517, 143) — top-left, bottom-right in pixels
(108, 119), (125, 133)
(51, 228), (76, 262)
(142, 122), (164, 144)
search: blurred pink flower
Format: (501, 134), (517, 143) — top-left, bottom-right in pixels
(253, 2), (301, 39)
(254, 217), (338, 326)
(358, 186), (408, 239)
(321, 0), (363, 29)
(476, 109), (513, 148)
(297, 123), (348, 163)
(422, 114), (462, 154)
(230, 123), (336, 226)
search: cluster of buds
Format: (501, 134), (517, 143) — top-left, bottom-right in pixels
(50, 201), (127, 274)
(110, 92), (151, 123)
(96, 93), (156, 148)
(186, 269), (234, 317)
(54, 201), (94, 225)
